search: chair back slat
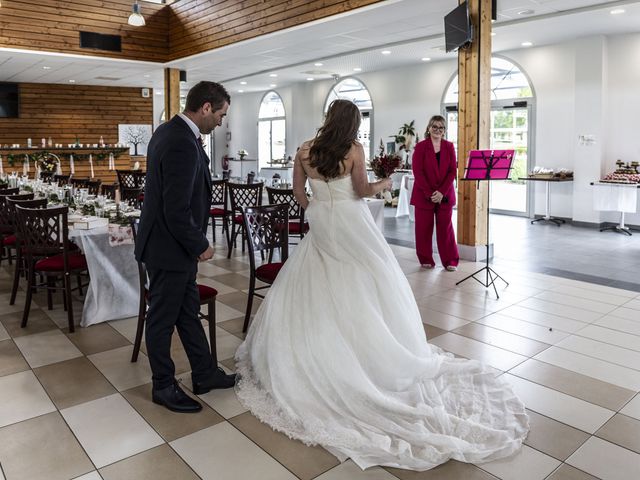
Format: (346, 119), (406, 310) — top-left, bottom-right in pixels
(40, 171), (55, 182)
(211, 179), (227, 206)
(15, 205), (70, 258)
(242, 204), (289, 264)
(0, 193), (34, 231)
(117, 170), (146, 190)
(228, 182), (263, 213)
(266, 187), (303, 220)
(101, 183), (117, 200)
(53, 174), (70, 186)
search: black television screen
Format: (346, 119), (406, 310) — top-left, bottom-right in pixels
(445, 1), (473, 53)
(0, 83), (19, 118)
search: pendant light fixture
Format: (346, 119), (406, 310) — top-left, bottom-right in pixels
(128, 1), (146, 27)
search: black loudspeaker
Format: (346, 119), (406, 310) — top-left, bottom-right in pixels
(492, 0), (497, 21)
(179, 70), (187, 82)
(79, 31), (122, 52)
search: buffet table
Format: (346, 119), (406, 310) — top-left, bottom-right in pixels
(592, 182), (640, 235)
(259, 166), (293, 184)
(519, 176), (573, 226)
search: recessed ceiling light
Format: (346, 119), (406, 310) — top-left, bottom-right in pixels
(314, 62), (323, 66)
(353, 67), (362, 72)
(517, 9), (534, 15)
(421, 57), (431, 62)
(381, 50), (391, 55)
(269, 73), (278, 78)
(521, 41), (533, 47)
(68, 79), (76, 83)
(155, 91), (162, 95)
(42, 66), (51, 70)
(306, 77), (314, 81)
(240, 81), (247, 85)
(238, 89), (244, 93)
(610, 8), (625, 15)
(269, 84), (277, 88)
(143, 74), (150, 78)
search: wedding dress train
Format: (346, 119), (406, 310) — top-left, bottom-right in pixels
(235, 175), (528, 471)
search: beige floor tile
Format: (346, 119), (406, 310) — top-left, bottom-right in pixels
(122, 383), (224, 442)
(434, 289), (510, 312)
(556, 334), (640, 368)
(0, 339), (29, 377)
(61, 393), (164, 468)
(418, 306), (470, 331)
(417, 296), (492, 321)
(64, 323), (130, 355)
(73, 472), (103, 480)
(197, 262), (232, 277)
(33, 356), (116, 410)
(196, 276), (238, 295)
(572, 324), (640, 352)
(212, 273), (251, 290)
(0, 412), (93, 480)
(504, 374), (614, 434)
(190, 376), (247, 419)
(534, 346), (640, 391)
(212, 301), (245, 323)
(423, 323), (447, 340)
(0, 370), (56, 427)
(608, 307), (640, 321)
(316, 460), (398, 480)
(205, 327), (242, 361)
(595, 413), (640, 454)
(88, 345), (152, 391)
(517, 298), (601, 323)
(566, 436), (640, 480)
(386, 460), (499, 480)
(478, 313), (569, 345)
(230, 411), (339, 480)
(0, 321), (9, 341)
(622, 298), (640, 311)
(551, 285), (631, 306)
(0, 308), (58, 338)
(534, 291), (617, 315)
(100, 444), (199, 480)
(430, 333), (527, 371)
(453, 322), (550, 357)
(170, 422), (297, 480)
(499, 306), (588, 333)
(220, 357), (236, 372)
(524, 410), (589, 461)
(216, 291), (262, 315)
(13, 329), (83, 368)
(478, 445), (560, 480)
(546, 464), (600, 480)
(107, 316), (140, 343)
(218, 316), (247, 339)
(139, 331), (196, 376)
(595, 315), (640, 336)
(620, 394), (640, 421)
(509, 359), (635, 411)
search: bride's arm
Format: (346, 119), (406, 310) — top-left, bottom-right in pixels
(351, 144), (392, 197)
(293, 149), (309, 210)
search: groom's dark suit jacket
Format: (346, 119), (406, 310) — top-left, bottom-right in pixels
(134, 115), (212, 271)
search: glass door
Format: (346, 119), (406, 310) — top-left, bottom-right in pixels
(489, 106), (530, 214)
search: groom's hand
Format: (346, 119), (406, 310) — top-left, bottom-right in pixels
(198, 245), (214, 262)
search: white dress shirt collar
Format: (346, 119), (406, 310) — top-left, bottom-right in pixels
(178, 112), (201, 140)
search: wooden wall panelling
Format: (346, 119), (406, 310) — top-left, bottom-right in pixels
(168, 0), (386, 60)
(0, 83), (153, 183)
(0, 0), (169, 61)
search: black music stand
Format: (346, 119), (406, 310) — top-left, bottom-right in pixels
(456, 149), (514, 299)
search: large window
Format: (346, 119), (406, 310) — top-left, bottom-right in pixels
(258, 91), (286, 170)
(324, 78), (372, 161)
(443, 57), (534, 215)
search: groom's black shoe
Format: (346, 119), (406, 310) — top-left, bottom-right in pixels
(152, 381), (203, 413)
(192, 367), (237, 394)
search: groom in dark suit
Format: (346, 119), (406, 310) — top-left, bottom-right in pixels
(135, 81), (235, 413)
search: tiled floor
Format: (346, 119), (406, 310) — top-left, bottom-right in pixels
(1, 218), (640, 480)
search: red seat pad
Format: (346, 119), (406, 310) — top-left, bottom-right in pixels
(35, 253), (88, 272)
(255, 262), (284, 283)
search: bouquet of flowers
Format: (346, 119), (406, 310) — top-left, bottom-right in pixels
(35, 152), (58, 172)
(370, 153), (402, 179)
(237, 149), (248, 159)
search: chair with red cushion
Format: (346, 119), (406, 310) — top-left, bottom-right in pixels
(241, 203), (289, 332)
(128, 219), (220, 364)
(209, 179), (229, 243)
(0, 188), (21, 265)
(226, 182), (263, 259)
(266, 186), (309, 243)
(117, 170), (146, 208)
(14, 205), (88, 333)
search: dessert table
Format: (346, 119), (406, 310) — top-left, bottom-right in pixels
(591, 181), (640, 235)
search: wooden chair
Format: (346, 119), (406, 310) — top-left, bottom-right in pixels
(0, 188), (20, 265)
(241, 204), (289, 332)
(53, 174), (70, 186)
(14, 205), (88, 332)
(210, 179), (229, 243)
(40, 171), (55, 183)
(226, 182), (263, 258)
(129, 219), (219, 364)
(266, 186), (309, 242)
(117, 170), (146, 207)
(100, 183), (118, 200)
(70, 177), (90, 188)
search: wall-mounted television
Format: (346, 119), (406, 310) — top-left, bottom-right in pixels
(0, 83), (19, 118)
(444, 1), (473, 53)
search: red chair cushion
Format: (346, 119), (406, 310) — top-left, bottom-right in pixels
(138, 193), (145, 202)
(35, 253), (88, 272)
(233, 214), (243, 224)
(210, 207), (226, 216)
(197, 284), (218, 302)
(288, 221), (309, 234)
(255, 262), (284, 284)
(2, 234), (16, 246)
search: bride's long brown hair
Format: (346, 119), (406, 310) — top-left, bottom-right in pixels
(309, 99), (361, 179)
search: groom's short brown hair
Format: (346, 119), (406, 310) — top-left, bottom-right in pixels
(185, 81), (230, 113)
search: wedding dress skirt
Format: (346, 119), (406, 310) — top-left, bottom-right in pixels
(235, 175), (528, 471)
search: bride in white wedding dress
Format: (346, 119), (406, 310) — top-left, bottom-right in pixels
(235, 99), (528, 471)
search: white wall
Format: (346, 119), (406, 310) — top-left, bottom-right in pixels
(221, 31), (640, 226)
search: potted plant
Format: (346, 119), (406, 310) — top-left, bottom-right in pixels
(389, 120), (416, 168)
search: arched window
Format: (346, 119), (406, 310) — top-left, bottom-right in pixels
(258, 91), (286, 170)
(324, 78), (373, 160)
(443, 56), (534, 215)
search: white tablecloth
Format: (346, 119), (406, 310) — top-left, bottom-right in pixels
(593, 182), (639, 212)
(70, 227), (139, 326)
(365, 198), (385, 232)
(395, 174), (415, 221)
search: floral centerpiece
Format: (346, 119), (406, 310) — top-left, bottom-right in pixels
(237, 149), (248, 160)
(35, 151), (59, 173)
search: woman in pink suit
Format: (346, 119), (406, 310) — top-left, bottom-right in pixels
(410, 115), (459, 271)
